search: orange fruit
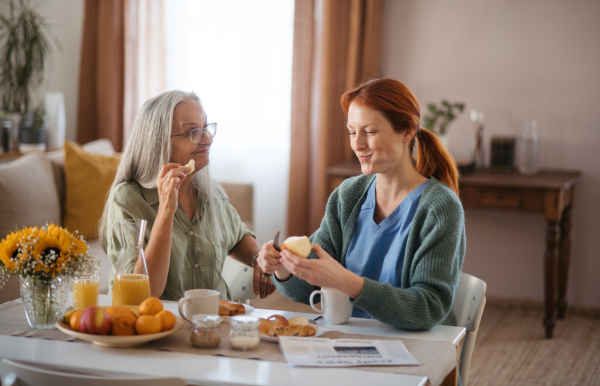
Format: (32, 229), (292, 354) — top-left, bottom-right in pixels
(106, 306), (137, 320)
(135, 315), (162, 335)
(156, 310), (176, 332)
(70, 310), (84, 332)
(139, 297), (163, 316)
(111, 314), (137, 336)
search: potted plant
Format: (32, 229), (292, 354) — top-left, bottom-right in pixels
(0, 0), (56, 152)
(422, 100), (465, 148)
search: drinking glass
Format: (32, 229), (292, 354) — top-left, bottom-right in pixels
(72, 256), (100, 310)
(112, 219), (151, 306)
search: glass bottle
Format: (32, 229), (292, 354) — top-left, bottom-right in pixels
(112, 219), (151, 306)
(470, 108), (485, 169)
(518, 119), (539, 175)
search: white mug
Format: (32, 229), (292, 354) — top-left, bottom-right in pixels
(178, 289), (220, 322)
(309, 287), (353, 324)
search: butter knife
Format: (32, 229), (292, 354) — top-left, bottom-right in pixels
(263, 229), (281, 277)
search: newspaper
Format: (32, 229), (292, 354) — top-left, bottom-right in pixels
(279, 337), (421, 367)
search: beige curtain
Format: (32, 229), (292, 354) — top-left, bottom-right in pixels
(287, 0), (382, 237)
(77, 0), (165, 150)
(124, 0), (166, 144)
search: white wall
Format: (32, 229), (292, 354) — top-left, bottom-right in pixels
(381, 0), (600, 307)
(0, 0), (84, 142)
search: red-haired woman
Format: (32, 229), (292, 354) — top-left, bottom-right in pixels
(257, 78), (466, 330)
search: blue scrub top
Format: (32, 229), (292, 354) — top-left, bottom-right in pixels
(345, 178), (429, 318)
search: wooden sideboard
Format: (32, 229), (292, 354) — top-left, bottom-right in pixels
(327, 161), (581, 338)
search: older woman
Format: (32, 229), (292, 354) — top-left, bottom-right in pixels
(99, 91), (275, 301)
(257, 78), (466, 330)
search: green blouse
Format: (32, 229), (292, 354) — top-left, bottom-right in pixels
(105, 181), (255, 301)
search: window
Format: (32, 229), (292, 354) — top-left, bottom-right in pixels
(165, 0), (295, 241)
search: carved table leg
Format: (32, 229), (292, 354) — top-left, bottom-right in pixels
(557, 206), (572, 319)
(544, 221), (560, 338)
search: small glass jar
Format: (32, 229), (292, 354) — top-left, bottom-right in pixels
(229, 315), (260, 351)
(191, 314), (222, 349)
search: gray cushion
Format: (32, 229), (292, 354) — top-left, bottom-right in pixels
(0, 153), (62, 239)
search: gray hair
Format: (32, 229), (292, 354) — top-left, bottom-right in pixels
(98, 90), (226, 250)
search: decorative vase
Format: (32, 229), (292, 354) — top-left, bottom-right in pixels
(19, 276), (71, 329)
(44, 91), (66, 150)
(4, 112), (21, 152)
(18, 128), (46, 153)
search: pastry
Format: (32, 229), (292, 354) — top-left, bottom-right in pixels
(268, 324), (316, 337)
(259, 315), (289, 335)
(219, 300), (245, 316)
(218, 304), (229, 317)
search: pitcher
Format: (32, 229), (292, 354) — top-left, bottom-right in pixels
(112, 219), (151, 306)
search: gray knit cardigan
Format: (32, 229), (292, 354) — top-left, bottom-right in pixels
(274, 174), (466, 330)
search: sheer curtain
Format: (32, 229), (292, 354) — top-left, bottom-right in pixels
(164, 0), (295, 243)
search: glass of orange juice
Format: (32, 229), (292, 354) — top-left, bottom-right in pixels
(73, 256), (100, 309)
(112, 219), (151, 306)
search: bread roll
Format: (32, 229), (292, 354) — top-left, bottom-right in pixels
(268, 324), (316, 337)
(219, 300), (245, 316)
(259, 315), (289, 335)
(218, 304), (229, 317)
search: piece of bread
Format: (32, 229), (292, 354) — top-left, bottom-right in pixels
(281, 236), (311, 258)
(183, 159), (195, 174)
(218, 304), (229, 317)
(219, 300), (245, 316)
(268, 325), (316, 337)
(259, 315), (289, 335)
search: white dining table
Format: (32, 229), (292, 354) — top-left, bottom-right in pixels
(0, 294), (465, 386)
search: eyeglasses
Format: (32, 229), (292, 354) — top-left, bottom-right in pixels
(170, 123), (217, 144)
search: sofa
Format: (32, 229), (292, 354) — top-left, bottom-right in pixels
(0, 139), (117, 304)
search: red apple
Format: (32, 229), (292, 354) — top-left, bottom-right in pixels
(79, 306), (111, 335)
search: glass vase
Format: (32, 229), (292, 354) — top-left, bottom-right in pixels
(19, 276), (71, 329)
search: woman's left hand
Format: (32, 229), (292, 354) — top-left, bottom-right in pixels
(279, 244), (364, 298)
(253, 264), (276, 299)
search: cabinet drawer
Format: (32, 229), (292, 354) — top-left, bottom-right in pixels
(479, 189), (522, 208)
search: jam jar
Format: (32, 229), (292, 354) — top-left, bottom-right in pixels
(229, 315), (260, 350)
(191, 314), (222, 348)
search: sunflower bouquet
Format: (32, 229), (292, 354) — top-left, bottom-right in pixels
(0, 223), (93, 329)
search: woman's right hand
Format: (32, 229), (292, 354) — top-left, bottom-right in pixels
(257, 241), (290, 280)
(156, 163), (190, 218)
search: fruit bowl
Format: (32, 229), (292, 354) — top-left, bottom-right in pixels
(57, 317), (184, 348)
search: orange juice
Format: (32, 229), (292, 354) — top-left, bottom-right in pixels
(112, 273), (151, 306)
(72, 279), (100, 309)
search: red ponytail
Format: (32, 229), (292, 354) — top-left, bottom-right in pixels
(341, 78), (459, 195)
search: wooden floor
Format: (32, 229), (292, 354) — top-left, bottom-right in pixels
(468, 302), (600, 386)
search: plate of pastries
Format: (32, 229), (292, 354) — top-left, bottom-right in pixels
(219, 300), (255, 322)
(259, 314), (324, 343)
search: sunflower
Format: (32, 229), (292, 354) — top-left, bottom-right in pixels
(0, 231), (22, 272)
(32, 228), (72, 275)
(0, 227), (41, 272)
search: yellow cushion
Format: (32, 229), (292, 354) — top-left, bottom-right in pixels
(63, 140), (121, 239)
